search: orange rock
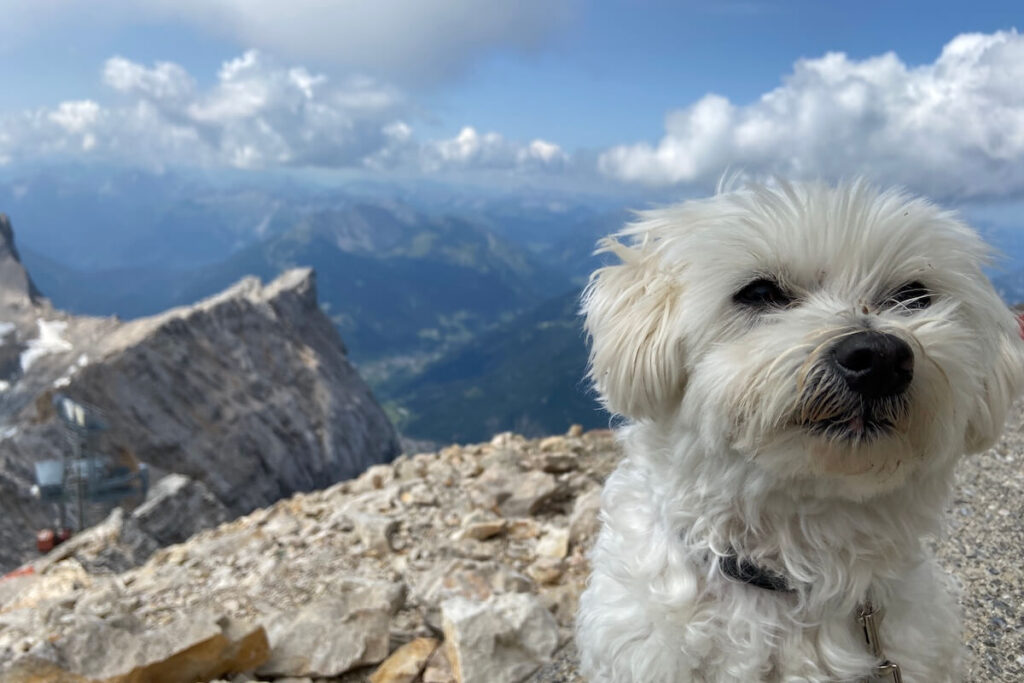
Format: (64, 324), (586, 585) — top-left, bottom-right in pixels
(369, 637), (440, 683)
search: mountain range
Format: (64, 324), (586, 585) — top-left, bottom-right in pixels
(9, 166), (1024, 445)
(3, 168), (624, 444)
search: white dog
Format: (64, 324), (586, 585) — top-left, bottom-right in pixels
(575, 180), (1024, 682)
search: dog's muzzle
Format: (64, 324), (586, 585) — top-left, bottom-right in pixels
(797, 331), (914, 441)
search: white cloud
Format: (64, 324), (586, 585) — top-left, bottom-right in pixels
(103, 57), (196, 102)
(0, 52), (403, 170)
(395, 126), (567, 174)
(0, 0), (573, 84)
(599, 30), (1024, 200)
(48, 100), (100, 134)
(0, 52), (564, 176)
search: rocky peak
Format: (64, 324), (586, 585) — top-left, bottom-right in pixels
(0, 235), (399, 571)
(0, 213), (41, 311)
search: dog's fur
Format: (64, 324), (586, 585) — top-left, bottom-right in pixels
(576, 180), (1024, 682)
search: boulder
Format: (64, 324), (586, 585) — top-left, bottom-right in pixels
(441, 593), (560, 683)
(3, 611), (268, 683)
(369, 636), (439, 683)
(257, 579), (405, 677)
(131, 474), (231, 546)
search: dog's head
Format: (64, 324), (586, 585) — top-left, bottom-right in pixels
(583, 181), (1024, 496)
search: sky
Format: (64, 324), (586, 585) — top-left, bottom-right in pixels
(1, 1), (1023, 201)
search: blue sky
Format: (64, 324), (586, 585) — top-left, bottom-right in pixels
(1, 1), (1023, 201)
(434, 1), (1024, 148)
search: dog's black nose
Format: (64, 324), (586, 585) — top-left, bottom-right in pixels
(830, 331), (913, 399)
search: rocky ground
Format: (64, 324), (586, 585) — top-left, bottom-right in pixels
(1, 407), (1023, 682)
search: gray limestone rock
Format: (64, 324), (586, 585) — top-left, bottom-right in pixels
(0, 214), (399, 571)
(441, 593), (559, 683)
(0, 213), (41, 309)
(132, 474), (231, 547)
(257, 579), (406, 677)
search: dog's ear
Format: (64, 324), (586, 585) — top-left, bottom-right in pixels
(964, 311), (1024, 453)
(582, 233), (686, 421)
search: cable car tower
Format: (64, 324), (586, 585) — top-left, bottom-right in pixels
(30, 394), (149, 551)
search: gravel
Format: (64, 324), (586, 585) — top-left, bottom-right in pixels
(530, 401), (1024, 682)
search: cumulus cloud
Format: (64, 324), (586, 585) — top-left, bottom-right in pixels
(0, 52), (566, 175)
(0, 51), (404, 170)
(599, 30), (1024, 200)
(0, 0), (573, 84)
(416, 127), (567, 172)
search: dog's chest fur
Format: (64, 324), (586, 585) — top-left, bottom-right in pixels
(576, 431), (964, 683)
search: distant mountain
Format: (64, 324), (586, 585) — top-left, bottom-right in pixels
(3, 166), (641, 444)
(174, 205), (572, 362)
(1, 166), (300, 269)
(19, 248), (189, 319)
(384, 288), (608, 444)
(24, 202), (574, 364)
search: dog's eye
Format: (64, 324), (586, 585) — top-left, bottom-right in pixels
(734, 278), (794, 309)
(886, 281), (931, 311)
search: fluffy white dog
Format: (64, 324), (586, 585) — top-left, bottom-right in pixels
(575, 180), (1024, 682)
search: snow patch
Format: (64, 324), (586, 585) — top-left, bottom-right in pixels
(53, 353), (90, 388)
(20, 320), (74, 372)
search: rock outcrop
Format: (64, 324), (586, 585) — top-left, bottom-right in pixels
(0, 216), (400, 571)
(0, 426), (618, 682)
(0, 213), (41, 310)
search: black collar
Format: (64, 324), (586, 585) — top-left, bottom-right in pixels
(718, 554), (795, 593)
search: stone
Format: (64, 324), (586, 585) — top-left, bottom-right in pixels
(441, 593), (559, 683)
(416, 559), (532, 606)
(0, 560), (91, 612)
(398, 482), (438, 506)
(507, 518), (541, 540)
(352, 464), (395, 494)
(527, 557), (565, 585)
(567, 424), (584, 437)
(484, 470), (559, 517)
(536, 527), (570, 560)
(489, 432), (517, 449)
(458, 511), (507, 541)
(353, 514), (399, 556)
(35, 611), (268, 682)
(421, 645), (456, 683)
(257, 579), (404, 677)
(1, 658), (91, 683)
(39, 507), (159, 575)
(368, 637), (439, 683)
(569, 488), (602, 549)
(538, 436), (567, 452)
(539, 582), (582, 627)
(536, 451), (576, 473)
(132, 474), (231, 547)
